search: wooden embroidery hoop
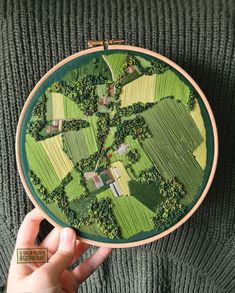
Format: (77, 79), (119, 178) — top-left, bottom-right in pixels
(15, 42), (219, 248)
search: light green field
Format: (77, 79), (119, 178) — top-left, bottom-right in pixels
(64, 168), (85, 202)
(86, 178), (96, 193)
(63, 96), (86, 119)
(96, 189), (155, 239)
(190, 100), (207, 169)
(53, 93), (64, 119)
(124, 136), (153, 176)
(193, 141), (206, 170)
(120, 74), (156, 107)
(46, 202), (67, 222)
(155, 70), (190, 105)
(119, 70), (190, 107)
(25, 134), (60, 192)
(104, 126), (116, 148)
(87, 115), (98, 136)
(63, 116), (98, 164)
(79, 222), (106, 237)
(136, 56), (152, 68)
(40, 135), (73, 180)
(46, 93), (85, 120)
(95, 84), (106, 98)
(103, 53), (126, 81)
(142, 98), (204, 205)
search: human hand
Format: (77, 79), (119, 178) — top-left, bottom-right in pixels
(7, 208), (112, 293)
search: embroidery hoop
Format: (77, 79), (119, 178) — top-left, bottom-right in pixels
(16, 42), (218, 248)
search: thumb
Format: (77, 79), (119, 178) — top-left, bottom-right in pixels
(40, 227), (76, 281)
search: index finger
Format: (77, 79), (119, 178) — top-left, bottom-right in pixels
(16, 208), (45, 247)
(72, 247), (112, 285)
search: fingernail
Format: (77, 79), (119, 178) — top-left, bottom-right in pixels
(59, 227), (75, 252)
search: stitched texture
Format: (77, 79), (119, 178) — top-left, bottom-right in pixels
(0, 0), (235, 292)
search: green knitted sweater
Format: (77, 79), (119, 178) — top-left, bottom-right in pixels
(0, 0), (234, 292)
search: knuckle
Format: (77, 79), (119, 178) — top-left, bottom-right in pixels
(57, 249), (73, 260)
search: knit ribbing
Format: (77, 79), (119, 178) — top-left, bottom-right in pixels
(0, 0), (235, 292)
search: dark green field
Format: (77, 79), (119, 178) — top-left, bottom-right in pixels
(142, 98), (204, 204)
(63, 56), (112, 82)
(128, 181), (165, 212)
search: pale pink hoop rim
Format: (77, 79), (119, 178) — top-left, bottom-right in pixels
(15, 45), (219, 248)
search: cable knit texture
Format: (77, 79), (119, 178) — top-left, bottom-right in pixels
(0, 0), (235, 292)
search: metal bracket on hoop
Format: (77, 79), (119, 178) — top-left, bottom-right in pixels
(87, 39), (125, 50)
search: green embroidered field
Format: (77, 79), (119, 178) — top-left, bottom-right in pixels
(96, 188), (155, 239)
(141, 99), (204, 204)
(25, 51), (208, 241)
(46, 92), (86, 120)
(25, 134), (60, 191)
(62, 116), (98, 164)
(63, 56), (112, 82)
(103, 53), (126, 81)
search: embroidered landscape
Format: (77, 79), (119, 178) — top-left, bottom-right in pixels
(25, 51), (206, 240)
